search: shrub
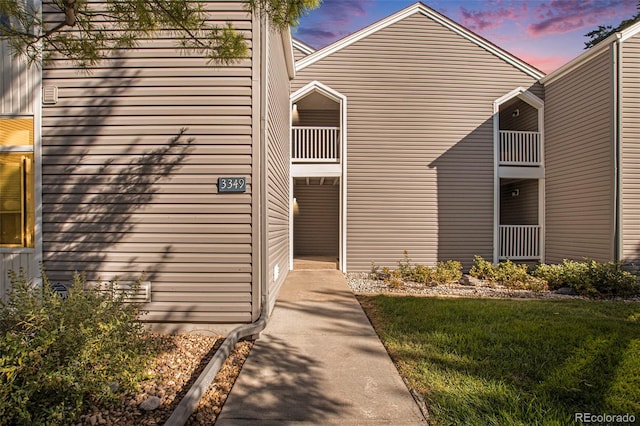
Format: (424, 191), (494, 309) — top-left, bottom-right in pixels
(470, 256), (548, 292)
(433, 260), (463, 285)
(534, 259), (640, 297)
(410, 264), (432, 285)
(0, 269), (153, 425)
(469, 256), (497, 281)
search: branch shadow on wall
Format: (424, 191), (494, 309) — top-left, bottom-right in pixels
(42, 64), (194, 286)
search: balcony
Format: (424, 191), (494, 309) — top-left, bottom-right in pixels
(292, 126), (340, 163)
(499, 130), (541, 166)
(499, 225), (540, 260)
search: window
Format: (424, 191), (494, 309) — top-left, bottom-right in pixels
(0, 118), (34, 248)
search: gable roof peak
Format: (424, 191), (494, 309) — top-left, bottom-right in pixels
(295, 1), (544, 80)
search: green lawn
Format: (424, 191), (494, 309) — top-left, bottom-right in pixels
(358, 296), (640, 425)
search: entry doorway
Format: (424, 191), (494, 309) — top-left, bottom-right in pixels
(293, 177), (339, 270)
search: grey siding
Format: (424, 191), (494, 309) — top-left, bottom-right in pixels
(1, 38), (39, 292)
(265, 26), (291, 313)
(41, 2), (256, 323)
(544, 48), (614, 263)
(293, 12), (541, 271)
(500, 179), (538, 225)
(294, 183), (339, 256)
(621, 35), (640, 266)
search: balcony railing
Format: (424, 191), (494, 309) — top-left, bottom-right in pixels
(499, 225), (540, 260)
(499, 130), (541, 166)
(292, 126), (340, 162)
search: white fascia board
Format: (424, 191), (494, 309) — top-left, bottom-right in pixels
(291, 163), (341, 177)
(495, 87), (544, 109)
(292, 38), (316, 55)
(498, 166), (545, 179)
(291, 80), (346, 104)
(542, 33), (623, 85)
(295, 2), (544, 80)
(620, 19), (640, 42)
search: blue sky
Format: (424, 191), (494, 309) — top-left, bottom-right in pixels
(293, 0), (637, 73)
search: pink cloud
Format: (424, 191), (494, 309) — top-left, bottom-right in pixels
(528, 0), (637, 37)
(459, 1), (529, 31)
(514, 51), (574, 73)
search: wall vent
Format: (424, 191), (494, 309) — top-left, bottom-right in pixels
(42, 86), (58, 104)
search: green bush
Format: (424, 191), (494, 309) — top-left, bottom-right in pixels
(410, 264), (432, 285)
(397, 250), (413, 280)
(533, 259), (640, 297)
(0, 269), (153, 426)
(470, 257), (548, 291)
(469, 255), (497, 281)
(433, 260), (463, 285)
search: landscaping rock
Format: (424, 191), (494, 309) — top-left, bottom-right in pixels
(555, 287), (577, 295)
(459, 275), (483, 286)
(139, 396), (161, 411)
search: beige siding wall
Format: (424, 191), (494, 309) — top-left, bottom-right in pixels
(293, 12), (541, 271)
(621, 35), (640, 266)
(499, 99), (538, 132)
(41, 2), (256, 323)
(500, 179), (538, 225)
(294, 183), (339, 256)
(1, 39), (39, 293)
(297, 110), (340, 127)
(265, 27), (291, 313)
(544, 48), (614, 263)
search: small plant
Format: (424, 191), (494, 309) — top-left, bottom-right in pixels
(433, 260), (463, 285)
(0, 268), (153, 425)
(370, 261), (380, 280)
(411, 264), (432, 285)
(469, 256), (497, 281)
(397, 250), (413, 280)
(388, 276), (405, 289)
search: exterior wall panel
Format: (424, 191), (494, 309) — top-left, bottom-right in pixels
(544, 48), (614, 263)
(621, 35), (640, 266)
(265, 27), (291, 313)
(293, 12), (541, 271)
(40, 1), (256, 323)
(1, 38), (39, 294)
(294, 183), (339, 256)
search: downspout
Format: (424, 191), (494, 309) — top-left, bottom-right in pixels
(164, 15), (271, 426)
(613, 35), (622, 263)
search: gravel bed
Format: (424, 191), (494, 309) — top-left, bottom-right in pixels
(77, 334), (252, 426)
(347, 272), (588, 300)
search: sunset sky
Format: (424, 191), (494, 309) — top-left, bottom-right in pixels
(293, 0), (638, 73)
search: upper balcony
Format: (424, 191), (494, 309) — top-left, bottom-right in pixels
(499, 130), (541, 166)
(292, 126), (340, 163)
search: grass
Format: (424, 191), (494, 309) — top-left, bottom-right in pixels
(358, 296), (640, 425)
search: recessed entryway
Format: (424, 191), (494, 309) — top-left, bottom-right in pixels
(293, 177), (339, 270)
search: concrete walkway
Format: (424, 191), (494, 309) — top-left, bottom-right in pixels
(216, 270), (426, 425)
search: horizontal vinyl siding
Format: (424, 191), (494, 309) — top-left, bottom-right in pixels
(293, 12), (541, 271)
(500, 179), (538, 225)
(544, 48), (614, 263)
(41, 1), (255, 323)
(622, 35), (640, 266)
(266, 27), (291, 313)
(294, 184), (339, 256)
(293, 45), (310, 61)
